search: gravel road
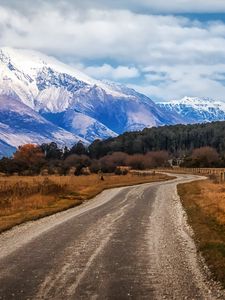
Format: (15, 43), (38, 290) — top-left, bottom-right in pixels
(0, 174), (224, 300)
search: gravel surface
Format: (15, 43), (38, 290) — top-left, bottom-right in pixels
(0, 174), (224, 299)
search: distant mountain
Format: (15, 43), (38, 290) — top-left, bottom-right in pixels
(0, 140), (16, 158)
(2, 48), (225, 159)
(0, 47), (180, 156)
(0, 94), (84, 151)
(159, 97), (225, 124)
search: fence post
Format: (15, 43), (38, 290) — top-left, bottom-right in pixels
(220, 172), (224, 183)
(222, 172), (225, 183)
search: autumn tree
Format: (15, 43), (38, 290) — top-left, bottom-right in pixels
(125, 154), (146, 170)
(64, 154), (91, 175)
(182, 146), (219, 167)
(191, 147), (219, 167)
(146, 151), (169, 168)
(13, 144), (45, 174)
(99, 155), (117, 173)
(99, 152), (129, 173)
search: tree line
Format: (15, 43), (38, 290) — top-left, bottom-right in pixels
(88, 121), (225, 158)
(0, 142), (169, 175)
(1, 121), (225, 175)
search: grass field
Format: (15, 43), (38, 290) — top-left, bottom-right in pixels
(0, 172), (171, 233)
(178, 179), (225, 288)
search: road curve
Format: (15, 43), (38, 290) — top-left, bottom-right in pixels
(0, 174), (224, 300)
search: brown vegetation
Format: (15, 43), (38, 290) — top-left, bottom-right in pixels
(0, 143), (170, 176)
(99, 151), (169, 172)
(178, 179), (225, 287)
(0, 172), (171, 233)
(182, 146), (220, 168)
(192, 147), (219, 164)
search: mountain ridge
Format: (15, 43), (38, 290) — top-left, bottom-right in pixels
(158, 97), (225, 124)
(0, 47), (180, 156)
(2, 48), (225, 158)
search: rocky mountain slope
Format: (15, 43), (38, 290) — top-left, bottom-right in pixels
(0, 47), (180, 156)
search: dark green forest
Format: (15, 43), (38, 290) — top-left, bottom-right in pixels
(89, 121), (225, 158)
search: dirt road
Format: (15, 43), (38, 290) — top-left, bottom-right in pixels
(0, 174), (224, 299)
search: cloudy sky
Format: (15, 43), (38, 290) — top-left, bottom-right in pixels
(1, 0), (225, 101)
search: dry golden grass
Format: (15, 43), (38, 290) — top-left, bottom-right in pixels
(178, 179), (225, 287)
(195, 180), (225, 224)
(0, 173), (171, 233)
(178, 180), (225, 224)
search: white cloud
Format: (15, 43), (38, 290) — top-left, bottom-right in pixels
(131, 64), (225, 101)
(80, 64), (140, 80)
(0, 6), (225, 65)
(3, 0), (225, 14)
(0, 4), (225, 100)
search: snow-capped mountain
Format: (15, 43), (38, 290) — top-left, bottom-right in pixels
(42, 110), (117, 142)
(0, 94), (85, 150)
(159, 97), (225, 124)
(0, 140), (16, 158)
(0, 47), (180, 156)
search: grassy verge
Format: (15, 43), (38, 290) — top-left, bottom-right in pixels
(0, 172), (172, 233)
(178, 179), (225, 288)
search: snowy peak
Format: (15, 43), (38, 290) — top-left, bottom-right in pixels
(0, 47), (132, 113)
(0, 47), (95, 85)
(0, 47), (181, 157)
(163, 96), (224, 108)
(159, 97), (225, 124)
(0, 47), (126, 98)
(0, 46), (177, 124)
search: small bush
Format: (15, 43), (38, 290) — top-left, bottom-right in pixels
(114, 167), (129, 175)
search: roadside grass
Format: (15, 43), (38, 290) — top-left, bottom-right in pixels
(0, 172), (172, 233)
(178, 180), (225, 288)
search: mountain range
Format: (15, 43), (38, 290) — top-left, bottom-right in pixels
(0, 47), (225, 157)
(0, 47), (181, 156)
(158, 97), (225, 124)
